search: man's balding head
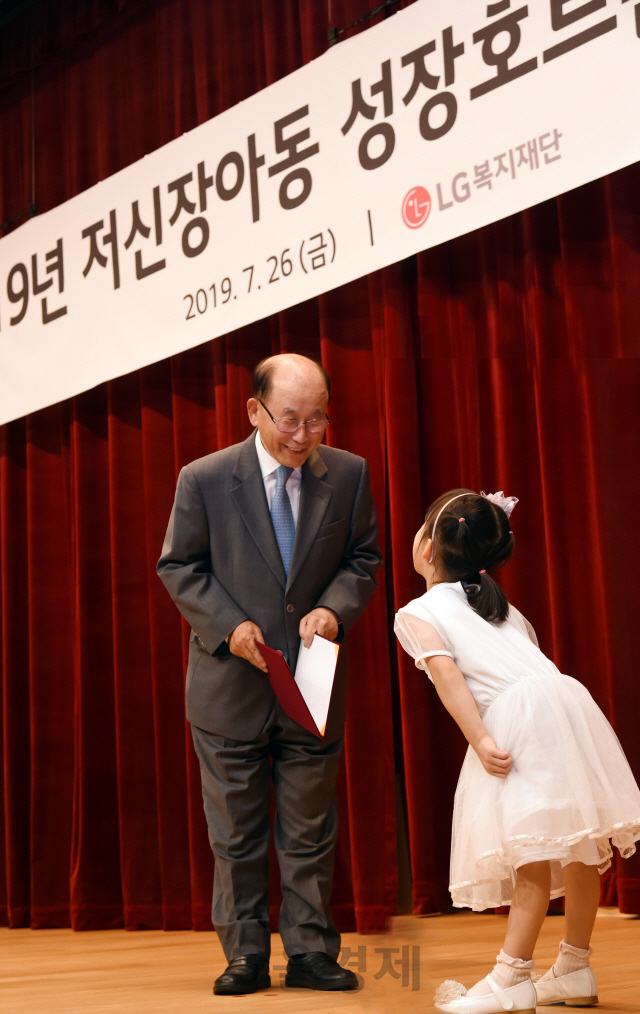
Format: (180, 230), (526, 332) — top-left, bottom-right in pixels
(253, 354), (331, 404)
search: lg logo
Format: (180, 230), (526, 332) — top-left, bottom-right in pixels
(401, 187), (431, 229)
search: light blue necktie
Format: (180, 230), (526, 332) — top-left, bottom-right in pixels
(271, 465), (296, 577)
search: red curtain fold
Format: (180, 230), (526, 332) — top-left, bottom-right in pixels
(2, 0), (640, 933)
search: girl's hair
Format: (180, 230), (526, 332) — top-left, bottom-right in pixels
(423, 488), (515, 623)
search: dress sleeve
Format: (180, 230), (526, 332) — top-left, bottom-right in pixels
(394, 610), (454, 680)
(523, 616), (539, 647)
(509, 604), (539, 647)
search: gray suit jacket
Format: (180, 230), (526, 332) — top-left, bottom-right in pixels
(157, 432), (382, 740)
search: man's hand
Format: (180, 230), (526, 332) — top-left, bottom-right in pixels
(299, 607), (339, 649)
(228, 620), (268, 672)
(474, 734), (513, 779)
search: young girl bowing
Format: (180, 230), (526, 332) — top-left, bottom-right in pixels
(395, 489), (640, 1014)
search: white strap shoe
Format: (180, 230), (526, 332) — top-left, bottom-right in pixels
(534, 965), (599, 1006)
(434, 974), (537, 1013)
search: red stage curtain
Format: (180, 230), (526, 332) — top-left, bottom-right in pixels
(0, 0), (403, 932)
(2, 0), (640, 933)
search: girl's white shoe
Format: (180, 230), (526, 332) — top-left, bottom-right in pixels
(534, 966), (599, 1006)
(434, 975), (537, 1013)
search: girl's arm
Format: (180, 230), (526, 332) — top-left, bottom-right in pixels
(428, 654), (513, 779)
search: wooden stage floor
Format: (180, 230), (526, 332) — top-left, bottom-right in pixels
(1, 909), (638, 1013)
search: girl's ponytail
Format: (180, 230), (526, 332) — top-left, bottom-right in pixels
(461, 571), (509, 624)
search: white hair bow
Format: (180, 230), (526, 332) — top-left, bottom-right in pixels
(481, 491), (519, 517)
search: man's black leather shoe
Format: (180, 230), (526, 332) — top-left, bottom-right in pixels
(213, 954), (270, 995)
(284, 951), (359, 991)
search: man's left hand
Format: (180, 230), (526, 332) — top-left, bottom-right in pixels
(299, 607), (339, 649)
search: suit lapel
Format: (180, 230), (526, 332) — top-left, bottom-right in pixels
(231, 433), (287, 589)
(287, 447), (332, 589)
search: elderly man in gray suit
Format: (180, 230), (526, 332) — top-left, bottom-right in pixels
(157, 353), (382, 995)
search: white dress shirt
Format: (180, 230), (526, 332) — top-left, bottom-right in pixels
(255, 430), (301, 525)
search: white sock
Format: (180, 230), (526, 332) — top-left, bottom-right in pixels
(467, 950), (534, 996)
(539, 939), (592, 982)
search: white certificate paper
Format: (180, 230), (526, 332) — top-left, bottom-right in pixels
(294, 635), (339, 737)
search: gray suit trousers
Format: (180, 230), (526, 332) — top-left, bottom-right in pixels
(191, 699), (343, 961)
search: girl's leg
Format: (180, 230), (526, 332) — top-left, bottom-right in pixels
(563, 861), (600, 949)
(536, 863), (601, 996)
(503, 861), (551, 959)
(467, 861), (550, 997)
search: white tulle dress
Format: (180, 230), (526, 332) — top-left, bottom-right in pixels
(395, 582), (640, 911)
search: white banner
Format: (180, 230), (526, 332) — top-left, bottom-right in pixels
(1, 0), (639, 424)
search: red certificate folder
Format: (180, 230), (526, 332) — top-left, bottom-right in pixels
(256, 642), (323, 738)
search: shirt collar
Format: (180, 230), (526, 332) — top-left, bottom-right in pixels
(255, 429), (301, 478)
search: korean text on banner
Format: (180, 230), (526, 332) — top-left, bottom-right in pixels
(1, 0), (640, 424)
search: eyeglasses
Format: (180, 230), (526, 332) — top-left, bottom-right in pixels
(258, 398), (329, 434)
